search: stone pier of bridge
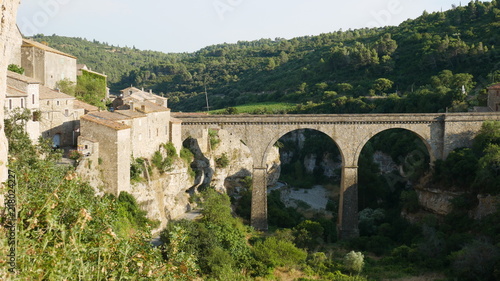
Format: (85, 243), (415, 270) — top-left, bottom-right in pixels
(175, 113), (500, 239)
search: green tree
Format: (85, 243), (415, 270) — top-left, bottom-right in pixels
(343, 251), (365, 274)
(372, 78), (394, 95)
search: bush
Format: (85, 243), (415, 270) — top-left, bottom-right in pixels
(343, 251), (365, 274)
(253, 237), (307, 268)
(450, 240), (500, 281)
(215, 153), (230, 168)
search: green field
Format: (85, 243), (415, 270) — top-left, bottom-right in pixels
(209, 102), (297, 114)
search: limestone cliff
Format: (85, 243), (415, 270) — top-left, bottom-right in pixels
(0, 0), (21, 184)
(77, 127), (281, 233)
(189, 128), (281, 195)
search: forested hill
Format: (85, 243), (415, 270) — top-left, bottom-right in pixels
(32, 1), (500, 113)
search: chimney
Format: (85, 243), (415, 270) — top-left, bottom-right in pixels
(149, 89), (152, 94)
(130, 101), (134, 111)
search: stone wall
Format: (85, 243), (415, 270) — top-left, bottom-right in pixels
(40, 95), (84, 147)
(488, 87), (500, 111)
(80, 117), (131, 195)
(0, 0), (21, 184)
(44, 51), (77, 89)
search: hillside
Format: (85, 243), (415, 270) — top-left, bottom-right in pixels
(31, 1), (500, 113)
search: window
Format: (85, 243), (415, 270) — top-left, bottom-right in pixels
(32, 94), (35, 104)
(85, 145), (88, 149)
(21, 99), (24, 108)
(65, 109), (69, 116)
(47, 101), (50, 105)
(156, 128), (159, 137)
(9, 99), (12, 110)
(57, 101), (60, 106)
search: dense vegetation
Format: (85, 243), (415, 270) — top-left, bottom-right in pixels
(32, 1), (500, 114)
(1, 108), (500, 279)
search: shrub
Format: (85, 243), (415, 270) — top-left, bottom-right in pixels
(69, 150), (83, 161)
(208, 129), (220, 149)
(253, 237), (307, 268)
(215, 153), (230, 168)
(450, 240), (500, 281)
(343, 251), (365, 274)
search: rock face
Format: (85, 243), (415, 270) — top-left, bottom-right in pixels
(76, 127), (281, 233)
(0, 0), (21, 184)
(414, 186), (461, 215)
(189, 128), (281, 195)
(129, 159), (195, 234)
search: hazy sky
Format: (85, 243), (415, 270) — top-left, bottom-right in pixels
(17, 0), (473, 53)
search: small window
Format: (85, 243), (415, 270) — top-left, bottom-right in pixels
(156, 128), (159, 137)
(21, 99), (24, 108)
(32, 94), (35, 104)
(66, 100), (69, 105)
(9, 99), (12, 110)
(85, 145), (88, 149)
(57, 101), (60, 106)
(47, 101), (50, 105)
(65, 109), (69, 116)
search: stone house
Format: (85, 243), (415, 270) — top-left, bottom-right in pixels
(6, 71), (41, 142)
(21, 38), (77, 89)
(79, 98), (182, 195)
(488, 83), (500, 112)
(117, 86), (168, 108)
(39, 86), (87, 147)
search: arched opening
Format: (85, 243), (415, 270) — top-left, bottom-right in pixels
(262, 128), (342, 242)
(52, 133), (61, 148)
(356, 128), (431, 250)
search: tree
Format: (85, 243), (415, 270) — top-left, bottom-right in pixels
(343, 251), (365, 274)
(372, 78), (394, 95)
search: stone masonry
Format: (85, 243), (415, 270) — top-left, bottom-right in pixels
(0, 0), (21, 185)
(175, 112), (500, 239)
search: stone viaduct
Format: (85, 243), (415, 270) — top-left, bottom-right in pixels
(174, 112), (500, 239)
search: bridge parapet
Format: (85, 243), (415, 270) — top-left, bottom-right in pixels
(174, 112), (500, 238)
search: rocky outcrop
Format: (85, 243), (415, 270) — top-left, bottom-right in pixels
(471, 194), (500, 219)
(0, 1), (21, 184)
(129, 158), (195, 234)
(189, 128), (281, 195)
(414, 186), (462, 215)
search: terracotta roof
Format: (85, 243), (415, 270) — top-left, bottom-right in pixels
(22, 39), (77, 59)
(7, 86), (27, 97)
(115, 110), (146, 118)
(81, 114), (130, 131)
(134, 100), (170, 113)
(87, 111), (131, 122)
(39, 86), (74, 100)
(7, 71), (41, 84)
(74, 100), (99, 112)
(488, 83), (500, 90)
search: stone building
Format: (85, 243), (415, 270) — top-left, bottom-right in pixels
(79, 99), (182, 195)
(21, 38), (77, 89)
(6, 71), (41, 142)
(488, 83), (500, 112)
(116, 86), (168, 108)
(39, 86), (86, 147)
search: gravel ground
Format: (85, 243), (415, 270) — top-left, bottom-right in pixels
(280, 185), (330, 210)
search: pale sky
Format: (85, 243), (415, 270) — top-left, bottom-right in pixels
(17, 0), (474, 53)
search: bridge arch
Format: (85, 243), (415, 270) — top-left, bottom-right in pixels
(354, 126), (435, 168)
(262, 127), (345, 171)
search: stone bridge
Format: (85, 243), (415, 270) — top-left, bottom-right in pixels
(173, 112), (500, 239)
